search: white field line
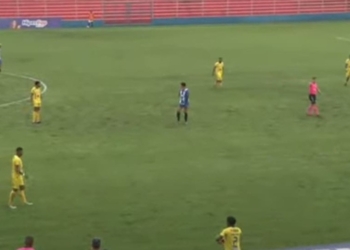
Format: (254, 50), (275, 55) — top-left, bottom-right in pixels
(336, 36), (350, 42)
(0, 72), (48, 108)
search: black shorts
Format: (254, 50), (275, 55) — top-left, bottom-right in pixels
(309, 94), (316, 104)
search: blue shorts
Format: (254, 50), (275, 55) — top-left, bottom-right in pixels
(179, 104), (189, 109)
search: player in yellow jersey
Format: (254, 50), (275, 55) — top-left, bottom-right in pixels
(345, 55), (350, 86)
(212, 57), (224, 87)
(216, 216), (242, 250)
(8, 147), (33, 209)
(31, 81), (42, 124)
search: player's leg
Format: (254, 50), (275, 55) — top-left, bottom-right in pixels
(18, 177), (28, 204)
(176, 107), (182, 122)
(309, 95), (318, 116)
(19, 185), (32, 205)
(32, 106), (37, 123)
(32, 106), (40, 123)
(19, 185), (27, 203)
(9, 189), (17, 209)
(184, 107), (189, 123)
(215, 73), (219, 86)
(314, 106), (319, 116)
(36, 107), (41, 123)
(313, 96), (319, 116)
(345, 72), (349, 86)
(307, 95), (314, 115)
(9, 178), (18, 209)
(216, 73), (223, 87)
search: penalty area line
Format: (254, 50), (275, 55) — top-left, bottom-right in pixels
(336, 36), (350, 42)
(0, 72), (48, 108)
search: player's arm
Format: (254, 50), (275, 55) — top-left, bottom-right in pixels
(15, 164), (24, 176)
(212, 64), (217, 76)
(216, 234), (224, 245)
(216, 230), (225, 245)
(30, 89), (34, 102)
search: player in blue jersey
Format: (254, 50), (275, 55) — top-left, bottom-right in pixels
(0, 44), (2, 72)
(176, 82), (189, 124)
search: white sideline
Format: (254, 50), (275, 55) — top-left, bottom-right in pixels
(336, 36), (350, 42)
(0, 72), (48, 108)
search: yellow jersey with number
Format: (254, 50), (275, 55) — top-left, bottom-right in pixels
(31, 87), (42, 105)
(220, 226), (242, 250)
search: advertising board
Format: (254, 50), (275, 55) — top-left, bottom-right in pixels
(0, 18), (61, 29)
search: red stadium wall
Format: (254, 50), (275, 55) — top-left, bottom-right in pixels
(0, 0), (348, 23)
(0, 0), (103, 20)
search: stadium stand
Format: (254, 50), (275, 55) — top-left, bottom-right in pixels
(0, 0), (348, 24)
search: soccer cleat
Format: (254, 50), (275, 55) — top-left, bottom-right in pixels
(25, 202), (33, 206)
(9, 205), (17, 209)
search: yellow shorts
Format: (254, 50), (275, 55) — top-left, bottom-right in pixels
(33, 101), (42, 108)
(216, 72), (223, 81)
(12, 176), (24, 189)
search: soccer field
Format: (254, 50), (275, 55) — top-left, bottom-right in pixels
(1, 22), (350, 250)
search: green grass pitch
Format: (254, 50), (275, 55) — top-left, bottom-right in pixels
(1, 22), (350, 250)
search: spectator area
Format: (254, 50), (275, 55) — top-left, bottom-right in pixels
(0, 0), (348, 24)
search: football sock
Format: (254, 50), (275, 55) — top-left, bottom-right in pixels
(314, 105), (319, 115)
(37, 111), (41, 122)
(176, 111), (180, 121)
(20, 191), (28, 203)
(184, 112), (188, 122)
(32, 111), (36, 123)
(307, 106), (312, 115)
(310, 105), (318, 115)
(9, 190), (16, 205)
